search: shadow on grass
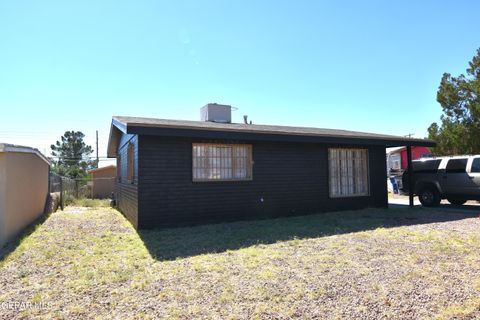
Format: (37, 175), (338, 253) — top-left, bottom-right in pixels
(138, 206), (480, 261)
(0, 211), (52, 263)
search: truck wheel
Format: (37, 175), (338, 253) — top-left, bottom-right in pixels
(418, 187), (441, 207)
(447, 198), (467, 206)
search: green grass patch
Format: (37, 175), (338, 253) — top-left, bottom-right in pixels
(1, 206), (479, 319)
(436, 298), (480, 320)
(66, 198), (111, 208)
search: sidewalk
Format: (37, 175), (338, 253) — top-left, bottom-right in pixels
(388, 195), (421, 206)
(388, 194), (480, 209)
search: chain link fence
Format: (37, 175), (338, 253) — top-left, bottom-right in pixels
(49, 172), (85, 210)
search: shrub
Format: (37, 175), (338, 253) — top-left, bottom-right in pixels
(64, 194), (76, 206)
(66, 198), (110, 208)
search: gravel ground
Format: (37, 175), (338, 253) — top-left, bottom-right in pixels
(1, 206), (480, 319)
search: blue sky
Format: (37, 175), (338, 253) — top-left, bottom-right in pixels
(0, 0), (479, 165)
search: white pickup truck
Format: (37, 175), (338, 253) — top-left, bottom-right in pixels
(401, 155), (480, 206)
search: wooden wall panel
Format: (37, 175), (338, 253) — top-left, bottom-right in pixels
(136, 136), (387, 229)
(115, 134), (139, 227)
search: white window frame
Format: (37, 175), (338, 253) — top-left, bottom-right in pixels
(192, 143), (253, 182)
(328, 148), (370, 198)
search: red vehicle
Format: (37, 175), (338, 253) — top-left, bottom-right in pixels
(387, 146), (432, 172)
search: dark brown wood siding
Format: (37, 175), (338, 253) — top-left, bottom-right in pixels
(137, 136), (387, 229)
(115, 134), (139, 228)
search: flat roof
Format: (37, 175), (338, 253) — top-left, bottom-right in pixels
(0, 143), (50, 165)
(108, 116), (436, 157)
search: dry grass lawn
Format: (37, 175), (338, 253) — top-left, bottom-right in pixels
(1, 205), (480, 319)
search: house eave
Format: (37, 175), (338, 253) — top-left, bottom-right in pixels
(108, 116), (436, 152)
(107, 118), (129, 158)
(126, 125), (436, 147)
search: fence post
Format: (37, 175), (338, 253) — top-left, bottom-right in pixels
(75, 180), (79, 198)
(48, 170), (51, 194)
(60, 177), (64, 211)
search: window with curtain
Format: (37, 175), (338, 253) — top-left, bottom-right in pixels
(329, 148), (369, 197)
(192, 143), (252, 181)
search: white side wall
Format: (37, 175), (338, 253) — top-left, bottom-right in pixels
(387, 152), (402, 172)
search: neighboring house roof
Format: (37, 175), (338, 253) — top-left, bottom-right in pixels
(88, 165), (116, 174)
(107, 116), (436, 157)
(0, 143), (50, 165)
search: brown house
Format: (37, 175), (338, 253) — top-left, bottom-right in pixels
(0, 144), (50, 248)
(88, 165), (116, 199)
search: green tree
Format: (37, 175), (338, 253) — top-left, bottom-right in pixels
(429, 48), (480, 155)
(50, 131), (97, 179)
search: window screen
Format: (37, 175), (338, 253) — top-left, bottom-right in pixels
(329, 148), (369, 197)
(127, 143), (134, 183)
(445, 158), (468, 173)
(192, 144), (252, 181)
(471, 158), (480, 173)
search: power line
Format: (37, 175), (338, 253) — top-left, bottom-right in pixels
(49, 159), (114, 162)
(48, 155), (111, 159)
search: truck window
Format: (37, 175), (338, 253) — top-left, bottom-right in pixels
(411, 159), (441, 173)
(472, 158), (480, 173)
(445, 158), (468, 173)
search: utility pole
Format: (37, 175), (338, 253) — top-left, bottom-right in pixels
(404, 133), (414, 138)
(96, 130), (99, 168)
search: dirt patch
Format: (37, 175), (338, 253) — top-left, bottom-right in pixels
(1, 207), (479, 319)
